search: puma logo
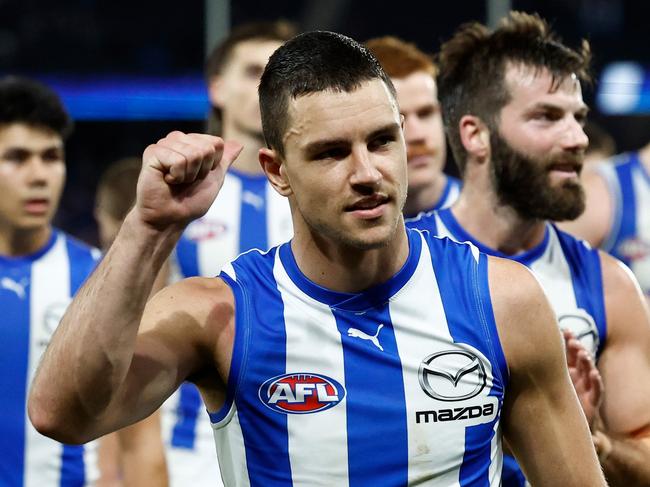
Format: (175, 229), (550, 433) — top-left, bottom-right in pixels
(1, 277), (27, 299)
(347, 323), (384, 351)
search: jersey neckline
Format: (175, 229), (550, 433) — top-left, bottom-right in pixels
(278, 227), (422, 312)
(0, 229), (59, 266)
(437, 208), (550, 266)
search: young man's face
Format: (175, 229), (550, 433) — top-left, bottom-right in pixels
(392, 71), (446, 191)
(280, 79), (408, 250)
(209, 39), (283, 138)
(0, 123), (65, 232)
(490, 64), (589, 221)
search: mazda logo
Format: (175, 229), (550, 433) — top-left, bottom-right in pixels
(558, 309), (599, 357)
(418, 350), (487, 402)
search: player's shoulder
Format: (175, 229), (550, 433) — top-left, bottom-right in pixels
(221, 245), (280, 283)
(486, 255), (550, 330)
(150, 275), (235, 322)
(487, 255), (562, 367)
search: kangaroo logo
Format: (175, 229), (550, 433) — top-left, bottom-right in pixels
(1, 277), (27, 299)
(347, 323), (384, 351)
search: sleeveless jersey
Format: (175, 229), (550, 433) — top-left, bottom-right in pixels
(596, 152), (650, 296)
(407, 208), (608, 487)
(407, 208), (607, 359)
(0, 230), (101, 486)
(165, 169), (293, 486)
(210, 228), (508, 486)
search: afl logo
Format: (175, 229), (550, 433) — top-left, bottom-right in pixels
(419, 350), (486, 402)
(258, 373), (346, 414)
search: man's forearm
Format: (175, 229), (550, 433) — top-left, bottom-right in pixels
(594, 431), (650, 486)
(28, 211), (182, 442)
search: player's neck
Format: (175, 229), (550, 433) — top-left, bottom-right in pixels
(0, 224), (53, 257)
(290, 222), (410, 294)
(403, 173), (447, 217)
(222, 124), (266, 175)
(451, 184), (546, 256)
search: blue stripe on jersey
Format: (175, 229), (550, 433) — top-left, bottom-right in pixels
(0, 265), (31, 486)
(612, 155), (638, 265)
(236, 171), (268, 254)
(61, 235), (98, 486)
(425, 239), (507, 486)
(404, 208), (438, 232)
(175, 236), (200, 278)
(554, 227), (608, 357)
(278, 229), (421, 312)
(275, 231), (421, 486)
(208, 272), (249, 424)
(171, 384), (202, 449)
(66, 236), (98, 294)
(332, 307), (409, 487)
(229, 248), (293, 486)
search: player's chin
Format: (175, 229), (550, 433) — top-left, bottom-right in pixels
(346, 219), (400, 250)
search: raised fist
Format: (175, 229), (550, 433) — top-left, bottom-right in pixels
(136, 131), (242, 230)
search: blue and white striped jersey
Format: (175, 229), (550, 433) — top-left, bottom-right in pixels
(174, 169), (293, 279)
(407, 208), (607, 359)
(407, 208), (608, 486)
(0, 230), (101, 486)
(596, 152), (650, 296)
(165, 169), (293, 486)
(210, 228), (507, 486)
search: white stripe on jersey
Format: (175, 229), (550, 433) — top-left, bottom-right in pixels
(197, 172), (243, 275)
(273, 251), (350, 486)
(25, 234), (98, 486)
(213, 406), (249, 487)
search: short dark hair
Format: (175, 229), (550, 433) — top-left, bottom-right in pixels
(437, 11), (591, 174)
(0, 76), (72, 138)
(259, 31), (396, 157)
(204, 20), (297, 135)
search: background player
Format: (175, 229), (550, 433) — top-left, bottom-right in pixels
(366, 36), (460, 217)
(29, 31), (605, 486)
(407, 12), (650, 485)
(560, 141), (650, 302)
(166, 20), (296, 487)
(94, 157), (168, 487)
(0, 76), (101, 485)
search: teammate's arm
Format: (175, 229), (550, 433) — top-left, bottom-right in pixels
(557, 168), (612, 246)
(27, 132), (242, 443)
(594, 252), (650, 486)
(489, 257), (607, 486)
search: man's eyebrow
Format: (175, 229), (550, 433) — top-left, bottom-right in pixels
(302, 123), (400, 154)
(527, 102), (590, 115)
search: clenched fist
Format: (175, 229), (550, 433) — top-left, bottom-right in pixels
(136, 131), (242, 230)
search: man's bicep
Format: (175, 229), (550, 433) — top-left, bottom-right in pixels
(599, 253), (650, 436)
(106, 281), (214, 429)
(489, 258), (604, 485)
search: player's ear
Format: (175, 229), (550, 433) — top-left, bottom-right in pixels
(260, 148), (292, 197)
(207, 75), (227, 109)
(459, 115), (490, 161)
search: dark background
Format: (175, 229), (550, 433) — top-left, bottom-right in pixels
(1, 0), (649, 245)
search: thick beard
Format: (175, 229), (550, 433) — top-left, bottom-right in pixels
(489, 130), (586, 222)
